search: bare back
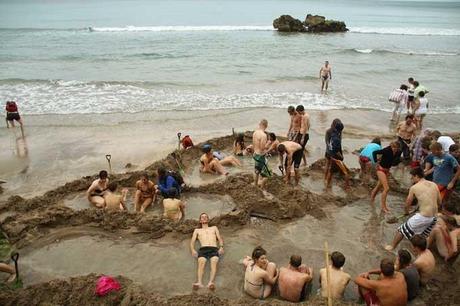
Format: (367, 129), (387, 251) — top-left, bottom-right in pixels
(278, 267), (309, 302)
(104, 193), (123, 210)
(163, 198), (183, 221)
(320, 267), (350, 299)
(414, 250), (435, 284)
(253, 129), (268, 155)
(373, 273), (407, 306)
(410, 180), (439, 217)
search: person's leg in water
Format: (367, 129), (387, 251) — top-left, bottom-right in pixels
(193, 257), (207, 290)
(208, 256), (219, 290)
(209, 159), (228, 175)
(134, 190), (142, 212)
(140, 197), (154, 213)
(325, 158), (333, 189)
(220, 156), (241, 167)
(294, 168), (300, 186)
(262, 262), (277, 298)
(90, 196), (105, 208)
(0, 263), (16, 283)
(376, 171), (390, 213)
(302, 149), (307, 166)
(370, 178), (382, 203)
(385, 231), (404, 251)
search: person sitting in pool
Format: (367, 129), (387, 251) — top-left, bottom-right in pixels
(86, 170), (109, 208)
(156, 167), (181, 199)
(103, 182), (128, 211)
(134, 172), (156, 213)
(265, 133), (280, 155)
(354, 258), (407, 306)
(411, 235), (435, 284)
(233, 133), (246, 156)
(190, 212), (224, 290)
(163, 197), (185, 222)
(0, 262), (16, 283)
(319, 251), (351, 300)
(278, 255), (313, 302)
(242, 246), (278, 299)
(277, 141), (303, 186)
(428, 213), (460, 261)
(200, 144), (239, 175)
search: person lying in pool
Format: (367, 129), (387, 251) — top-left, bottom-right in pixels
(86, 170), (109, 208)
(190, 213), (224, 290)
(103, 182), (128, 211)
(200, 144), (240, 175)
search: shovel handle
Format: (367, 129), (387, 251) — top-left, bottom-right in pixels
(177, 132), (182, 139)
(105, 154), (111, 162)
(11, 252), (19, 279)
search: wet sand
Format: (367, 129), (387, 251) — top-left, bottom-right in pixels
(0, 109), (459, 305)
(1, 108), (458, 199)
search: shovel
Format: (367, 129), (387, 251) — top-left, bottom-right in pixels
(177, 132), (182, 150)
(11, 252), (19, 283)
(105, 154), (112, 173)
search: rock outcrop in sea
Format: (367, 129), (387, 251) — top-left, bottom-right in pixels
(273, 14), (348, 33)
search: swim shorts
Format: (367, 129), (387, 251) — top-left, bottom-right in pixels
(322, 75), (329, 81)
(376, 165), (390, 176)
(254, 154), (270, 177)
(359, 156), (371, 164)
(292, 149), (303, 169)
(198, 246), (219, 259)
(437, 184), (452, 201)
(294, 133), (309, 148)
(399, 214), (437, 240)
(6, 112), (20, 121)
(363, 290), (380, 306)
(288, 131), (298, 142)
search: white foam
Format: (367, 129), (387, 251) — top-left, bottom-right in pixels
(349, 27), (460, 36)
(355, 49), (373, 54)
(88, 25), (274, 32)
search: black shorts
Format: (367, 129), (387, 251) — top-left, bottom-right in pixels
(294, 133), (309, 148)
(6, 112), (20, 121)
(198, 246), (219, 259)
(285, 149), (303, 169)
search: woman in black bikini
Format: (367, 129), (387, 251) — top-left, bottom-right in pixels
(86, 170), (109, 208)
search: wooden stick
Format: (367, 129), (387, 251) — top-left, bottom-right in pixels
(325, 241), (333, 306)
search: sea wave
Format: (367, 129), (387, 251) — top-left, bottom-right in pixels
(349, 27), (460, 36)
(351, 48), (458, 56)
(1, 80), (458, 115)
(87, 25), (274, 32)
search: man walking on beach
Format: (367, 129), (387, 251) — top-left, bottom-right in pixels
(190, 213), (224, 291)
(320, 61), (332, 91)
(253, 119), (270, 188)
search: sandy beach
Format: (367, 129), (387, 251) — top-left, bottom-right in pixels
(1, 107), (459, 305)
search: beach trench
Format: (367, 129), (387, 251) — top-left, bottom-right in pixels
(0, 133), (459, 305)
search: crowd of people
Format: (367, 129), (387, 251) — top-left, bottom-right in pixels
(2, 72), (459, 305)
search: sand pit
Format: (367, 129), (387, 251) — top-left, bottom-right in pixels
(0, 133), (459, 305)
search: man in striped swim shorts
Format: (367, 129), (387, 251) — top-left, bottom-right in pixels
(385, 167), (440, 251)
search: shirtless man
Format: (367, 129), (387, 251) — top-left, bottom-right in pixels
(411, 235), (435, 284)
(278, 255), (313, 302)
(103, 182), (128, 211)
(385, 167), (440, 251)
(253, 119), (270, 188)
(396, 114), (417, 161)
(287, 106), (301, 141)
(319, 251), (351, 299)
(134, 172), (156, 213)
(200, 145), (228, 175)
(190, 213), (224, 290)
(320, 61), (332, 92)
(429, 213), (460, 261)
(277, 141), (303, 186)
(86, 170), (109, 208)
(243, 246), (278, 299)
(163, 197), (185, 221)
(296, 105), (310, 166)
(354, 258), (407, 306)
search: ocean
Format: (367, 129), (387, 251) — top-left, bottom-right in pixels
(1, 0), (460, 115)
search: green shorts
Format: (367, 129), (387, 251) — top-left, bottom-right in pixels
(253, 154), (271, 178)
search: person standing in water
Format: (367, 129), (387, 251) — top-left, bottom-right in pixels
(5, 101), (24, 136)
(319, 61), (332, 92)
(287, 106), (301, 141)
(86, 170), (109, 208)
(190, 213), (224, 291)
(253, 119), (270, 188)
(103, 182), (128, 211)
